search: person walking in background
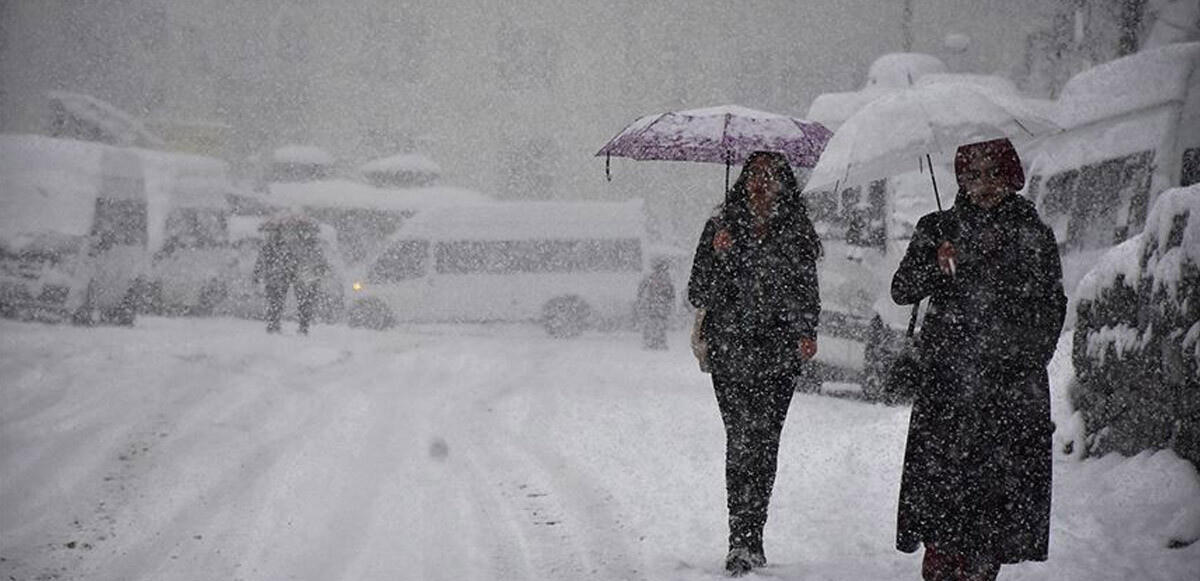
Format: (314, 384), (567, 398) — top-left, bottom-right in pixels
(891, 138), (1066, 581)
(636, 258), (676, 350)
(687, 150), (822, 576)
(253, 214), (330, 335)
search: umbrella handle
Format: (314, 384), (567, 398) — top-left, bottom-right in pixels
(724, 150), (732, 194)
(927, 153), (943, 213)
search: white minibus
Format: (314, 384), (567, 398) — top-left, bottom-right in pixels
(348, 200), (647, 337)
(1024, 43), (1200, 296)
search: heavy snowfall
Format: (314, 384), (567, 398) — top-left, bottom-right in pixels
(2, 1), (1200, 580)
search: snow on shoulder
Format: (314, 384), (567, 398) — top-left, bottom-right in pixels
(394, 199), (646, 241)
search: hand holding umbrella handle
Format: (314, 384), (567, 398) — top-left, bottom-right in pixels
(937, 241), (958, 276)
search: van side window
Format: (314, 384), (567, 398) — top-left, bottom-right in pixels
(369, 240), (429, 282)
(435, 239), (642, 274)
(1041, 150), (1154, 251)
(1041, 170), (1078, 244)
(1183, 148), (1200, 188)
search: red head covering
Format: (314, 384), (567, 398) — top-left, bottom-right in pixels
(954, 138), (1025, 192)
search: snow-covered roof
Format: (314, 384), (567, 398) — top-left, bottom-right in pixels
(0, 134), (232, 251)
(272, 145), (335, 166)
(268, 179), (491, 213)
(394, 199), (646, 241)
(0, 135), (106, 248)
(915, 73), (1019, 94)
(359, 153), (442, 176)
(806, 87), (895, 130)
(866, 53), (948, 88)
(46, 90), (165, 149)
(1057, 42), (1199, 129)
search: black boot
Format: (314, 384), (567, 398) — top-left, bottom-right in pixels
(724, 547), (753, 577)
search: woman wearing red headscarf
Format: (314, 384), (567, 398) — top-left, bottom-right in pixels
(890, 138), (1066, 580)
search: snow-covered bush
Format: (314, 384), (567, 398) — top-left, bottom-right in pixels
(1073, 185), (1200, 467)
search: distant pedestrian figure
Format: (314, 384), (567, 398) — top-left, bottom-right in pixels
(688, 151), (822, 576)
(253, 214), (330, 335)
(891, 138), (1066, 581)
(636, 259), (676, 350)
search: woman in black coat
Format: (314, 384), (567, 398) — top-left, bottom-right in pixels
(688, 150), (822, 576)
(891, 138), (1066, 581)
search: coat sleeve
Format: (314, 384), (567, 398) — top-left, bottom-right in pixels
(891, 213), (951, 305)
(785, 251), (820, 339)
(783, 218), (820, 339)
(1026, 223), (1067, 366)
(687, 218), (720, 309)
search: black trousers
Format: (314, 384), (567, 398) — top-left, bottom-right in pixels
(711, 359), (796, 551)
(264, 275), (318, 333)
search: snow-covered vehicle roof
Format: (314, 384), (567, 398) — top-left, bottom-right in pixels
(359, 153), (442, 176)
(271, 144), (335, 166)
(1057, 42), (1199, 129)
(0, 134), (231, 252)
(267, 179), (491, 213)
(806, 87), (895, 131)
(393, 199), (646, 242)
(47, 90), (165, 149)
(1028, 43), (1198, 176)
(866, 53), (948, 88)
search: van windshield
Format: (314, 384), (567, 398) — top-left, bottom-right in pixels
(369, 240), (429, 282)
(92, 197), (148, 250)
(163, 208), (229, 252)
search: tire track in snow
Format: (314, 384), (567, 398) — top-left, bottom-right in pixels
(428, 343), (647, 581)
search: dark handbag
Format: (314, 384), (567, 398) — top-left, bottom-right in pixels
(883, 301), (926, 401)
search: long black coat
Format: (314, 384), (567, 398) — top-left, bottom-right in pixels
(892, 193), (1066, 563)
(688, 210), (820, 373)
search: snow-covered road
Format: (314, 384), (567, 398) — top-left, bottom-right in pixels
(1, 318), (1197, 580)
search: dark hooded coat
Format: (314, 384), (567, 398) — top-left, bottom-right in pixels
(892, 192), (1066, 564)
(688, 187), (821, 372)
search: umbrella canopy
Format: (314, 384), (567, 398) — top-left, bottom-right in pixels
(803, 84), (1059, 195)
(597, 105), (833, 169)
